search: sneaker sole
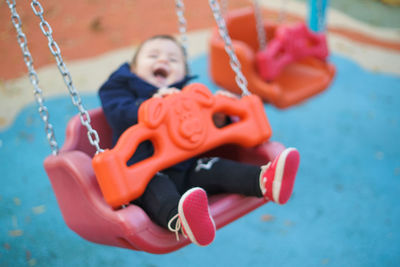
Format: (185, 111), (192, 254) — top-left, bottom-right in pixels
(272, 148), (300, 204)
(178, 187), (216, 246)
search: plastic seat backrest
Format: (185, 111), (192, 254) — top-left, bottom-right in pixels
(61, 108), (113, 155)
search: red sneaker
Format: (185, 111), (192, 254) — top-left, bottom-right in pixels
(168, 187), (216, 246)
(260, 148), (300, 204)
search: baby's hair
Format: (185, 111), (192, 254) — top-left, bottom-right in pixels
(131, 35), (189, 75)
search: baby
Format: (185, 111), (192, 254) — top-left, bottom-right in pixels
(99, 35), (300, 246)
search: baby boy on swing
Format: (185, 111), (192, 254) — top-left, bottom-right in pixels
(99, 35), (300, 246)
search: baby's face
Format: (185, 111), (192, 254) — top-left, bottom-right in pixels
(133, 38), (186, 88)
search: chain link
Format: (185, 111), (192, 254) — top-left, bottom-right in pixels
(6, 0), (59, 155)
(209, 0), (250, 96)
(30, 0), (103, 154)
(175, 0), (188, 59)
(253, 0), (267, 51)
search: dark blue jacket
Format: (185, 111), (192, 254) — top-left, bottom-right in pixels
(99, 62), (196, 170)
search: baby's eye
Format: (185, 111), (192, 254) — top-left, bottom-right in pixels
(148, 54), (158, 58)
(169, 57), (179, 63)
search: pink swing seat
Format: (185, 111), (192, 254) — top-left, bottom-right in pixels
(44, 107), (286, 254)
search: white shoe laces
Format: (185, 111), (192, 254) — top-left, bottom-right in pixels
(167, 214), (185, 241)
(260, 162), (271, 198)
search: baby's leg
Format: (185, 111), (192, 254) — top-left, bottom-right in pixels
(132, 172), (216, 246)
(132, 172), (180, 228)
(186, 157), (263, 197)
(186, 147), (300, 204)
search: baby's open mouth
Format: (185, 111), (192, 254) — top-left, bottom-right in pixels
(153, 67), (168, 79)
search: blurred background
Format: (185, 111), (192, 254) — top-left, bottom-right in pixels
(1, 0), (399, 266)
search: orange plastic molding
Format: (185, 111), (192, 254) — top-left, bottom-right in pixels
(209, 7), (335, 108)
(92, 83), (271, 208)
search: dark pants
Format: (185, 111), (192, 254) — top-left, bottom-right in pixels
(132, 157), (263, 228)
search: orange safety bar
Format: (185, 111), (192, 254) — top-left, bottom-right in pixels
(92, 83), (271, 208)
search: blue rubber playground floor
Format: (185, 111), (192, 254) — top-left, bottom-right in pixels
(1, 52), (399, 266)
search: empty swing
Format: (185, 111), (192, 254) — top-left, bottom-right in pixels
(8, 0), (287, 254)
(209, 1), (336, 108)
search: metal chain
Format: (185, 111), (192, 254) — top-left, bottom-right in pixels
(175, 0), (188, 58)
(208, 0), (250, 96)
(30, 0), (103, 154)
(6, 0), (59, 155)
(252, 0), (267, 50)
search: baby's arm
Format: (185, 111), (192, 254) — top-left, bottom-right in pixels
(99, 77), (150, 130)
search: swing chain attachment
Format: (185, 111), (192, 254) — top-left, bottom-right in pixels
(209, 0), (250, 96)
(6, 0), (59, 155)
(175, 0), (188, 59)
(252, 0), (267, 50)
(30, 0), (104, 154)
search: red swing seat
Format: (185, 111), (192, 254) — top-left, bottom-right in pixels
(44, 83), (286, 254)
(209, 7), (336, 108)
